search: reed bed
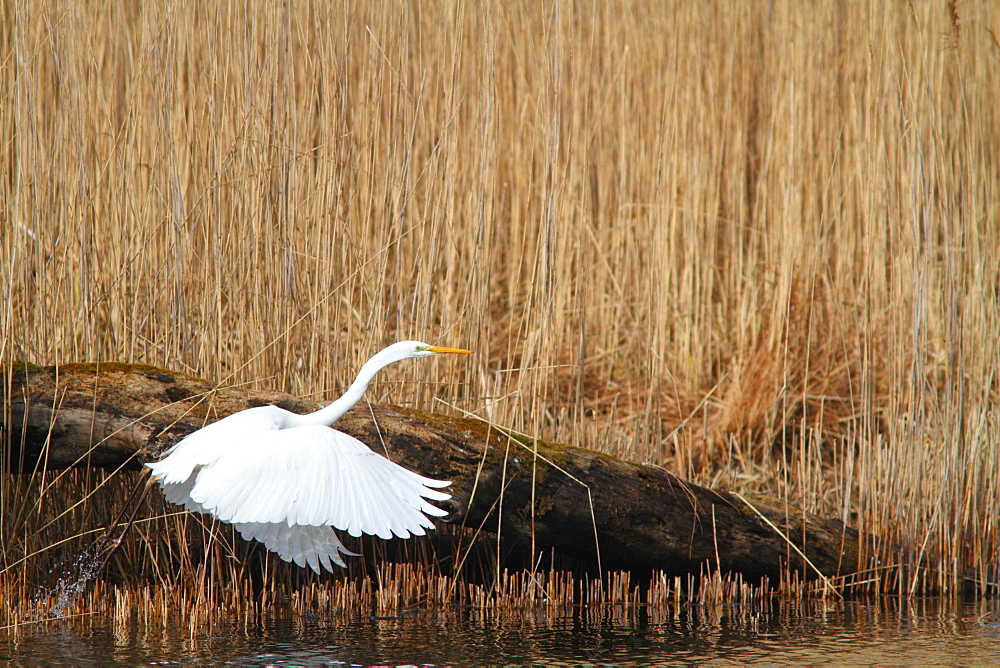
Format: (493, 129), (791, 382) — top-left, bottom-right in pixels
(1, 564), (826, 636)
(2, 0), (999, 616)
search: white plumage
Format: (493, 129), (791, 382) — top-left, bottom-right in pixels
(147, 340), (469, 573)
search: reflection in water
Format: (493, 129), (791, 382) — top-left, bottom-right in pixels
(3, 598), (999, 664)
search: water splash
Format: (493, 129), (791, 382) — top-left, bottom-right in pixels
(34, 543), (105, 619)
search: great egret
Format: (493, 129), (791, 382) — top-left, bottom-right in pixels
(147, 341), (471, 573)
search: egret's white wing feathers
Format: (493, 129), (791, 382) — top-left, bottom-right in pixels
(160, 474), (205, 514)
(179, 425), (450, 540)
(147, 406), (286, 485)
(234, 522), (358, 573)
(158, 476), (357, 573)
(147, 407), (451, 567)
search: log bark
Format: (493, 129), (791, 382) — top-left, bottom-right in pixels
(3, 362), (862, 583)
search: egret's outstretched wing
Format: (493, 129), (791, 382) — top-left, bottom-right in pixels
(186, 425), (451, 539)
(157, 472), (358, 572)
(158, 476), (355, 573)
(147, 406), (286, 485)
(234, 522), (358, 573)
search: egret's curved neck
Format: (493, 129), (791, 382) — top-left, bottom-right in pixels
(289, 348), (406, 427)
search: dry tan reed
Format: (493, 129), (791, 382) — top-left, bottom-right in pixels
(3, 564), (826, 636)
(2, 0), (999, 610)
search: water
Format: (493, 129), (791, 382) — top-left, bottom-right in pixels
(3, 599), (999, 664)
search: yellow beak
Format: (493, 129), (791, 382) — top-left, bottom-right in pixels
(427, 345), (472, 355)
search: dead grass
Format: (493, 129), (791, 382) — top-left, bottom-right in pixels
(2, 0), (999, 610)
(1, 563), (825, 636)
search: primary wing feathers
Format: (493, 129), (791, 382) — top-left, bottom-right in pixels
(164, 423), (450, 540)
(147, 405), (451, 570)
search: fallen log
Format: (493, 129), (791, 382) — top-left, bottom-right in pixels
(3, 362), (862, 583)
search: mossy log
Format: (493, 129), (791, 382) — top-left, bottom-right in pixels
(3, 362), (862, 584)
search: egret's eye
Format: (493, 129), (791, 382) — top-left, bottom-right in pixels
(415, 345), (431, 352)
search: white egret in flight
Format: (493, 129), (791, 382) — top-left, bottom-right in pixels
(147, 341), (471, 573)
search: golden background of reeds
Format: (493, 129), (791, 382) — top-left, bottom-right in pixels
(3, 1), (999, 598)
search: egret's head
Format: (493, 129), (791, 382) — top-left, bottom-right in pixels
(377, 341), (471, 362)
(367, 341), (471, 369)
(409, 341), (473, 358)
